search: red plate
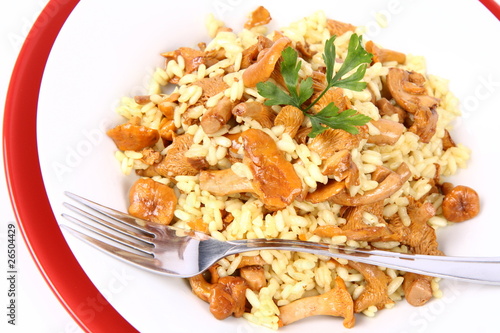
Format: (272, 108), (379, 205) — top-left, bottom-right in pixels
(3, 0), (499, 332)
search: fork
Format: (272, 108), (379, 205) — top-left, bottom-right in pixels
(60, 192), (500, 285)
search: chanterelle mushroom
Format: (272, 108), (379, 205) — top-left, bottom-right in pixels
(199, 129), (302, 210)
(307, 162), (411, 206)
(242, 36), (291, 87)
(441, 184), (480, 222)
(232, 101), (275, 128)
(365, 41), (406, 64)
(107, 121), (159, 151)
(274, 105), (304, 139)
(386, 68), (439, 143)
(138, 134), (204, 179)
(278, 276), (355, 328)
(201, 96), (234, 134)
(347, 261), (394, 312)
(128, 178), (177, 225)
(189, 274), (248, 320)
(240, 129), (303, 210)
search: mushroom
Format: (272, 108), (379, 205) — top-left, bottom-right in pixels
(313, 87), (352, 113)
(321, 149), (359, 188)
(307, 162), (411, 206)
(441, 185), (480, 222)
(340, 201), (398, 242)
(365, 41), (406, 64)
(199, 129), (302, 210)
(347, 261), (394, 312)
(240, 128), (303, 210)
(308, 127), (368, 161)
(326, 19), (356, 37)
(441, 129), (456, 151)
(386, 198), (441, 306)
(189, 274), (248, 320)
(232, 101), (275, 128)
(137, 134), (203, 179)
(240, 35), (273, 69)
(200, 96), (235, 134)
(244, 6), (272, 29)
(274, 105), (304, 138)
(278, 276), (355, 328)
(107, 122), (159, 151)
(239, 265), (266, 291)
(367, 119), (405, 145)
(386, 68), (439, 143)
(375, 98), (406, 123)
(192, 76), (229, 103)
(199, 168), (254, 196)
(295, 41), (317, 61)
(402, 273), (433, 307)
(128, 178), (177, 225)
(242, 36), (291, 87)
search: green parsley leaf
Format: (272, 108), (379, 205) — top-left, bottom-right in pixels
(256, 33), (373, 138)
(307, 103), (372, 138)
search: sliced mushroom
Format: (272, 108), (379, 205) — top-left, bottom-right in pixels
(274, 105), (304, 138)
(367, 119), (405, 145)
(278, 276), (355, 328)
(365, 41), (406, 64)
(441, 185), (480, 222)
(375, 98), (406, 123)
(128, 178), (177, 225)
(107, 122), (159, 151)
(307, 162), (411, 206)
(386, 68), (439, 143)
(199, 168), (254, 196)
(244, 6), (271, 29)
(242, 36), (291, 87)
(241, 129), (303, 210)
(232, 101), (275, 128)
(200, 96), (234, 134)
(326, 19), (356, 37)
(347, 261), (394, 312)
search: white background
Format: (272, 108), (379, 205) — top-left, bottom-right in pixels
(1, 1), (84, 332)
(1, 1), (499, 333)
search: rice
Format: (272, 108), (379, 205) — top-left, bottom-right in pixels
(107, 7), (477, 331)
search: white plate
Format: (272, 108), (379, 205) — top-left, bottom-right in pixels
(35, 0), (500, 332)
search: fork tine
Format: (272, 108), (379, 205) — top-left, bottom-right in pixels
(60, 224), (169, 275)
(62, 213), (154, 255)
(63, 202), (154, 245)
(64, 191), (154, 235)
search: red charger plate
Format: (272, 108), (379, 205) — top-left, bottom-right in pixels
(3, 0), (499, 332)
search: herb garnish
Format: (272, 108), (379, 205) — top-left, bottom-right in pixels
(257, 34), (373, 137)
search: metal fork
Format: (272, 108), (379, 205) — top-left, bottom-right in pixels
(60, 192), (500, 285)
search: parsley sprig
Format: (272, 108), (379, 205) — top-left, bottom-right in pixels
(257, 34), (373, 138)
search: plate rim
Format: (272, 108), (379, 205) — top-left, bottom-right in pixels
(2, 0), (499, 332)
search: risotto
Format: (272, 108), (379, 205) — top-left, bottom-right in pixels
(107, 6), (480, 330)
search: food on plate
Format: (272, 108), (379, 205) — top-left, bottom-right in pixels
(107, 6), (480, 329)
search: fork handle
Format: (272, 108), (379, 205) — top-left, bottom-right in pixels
(225, 238), (500, 285)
